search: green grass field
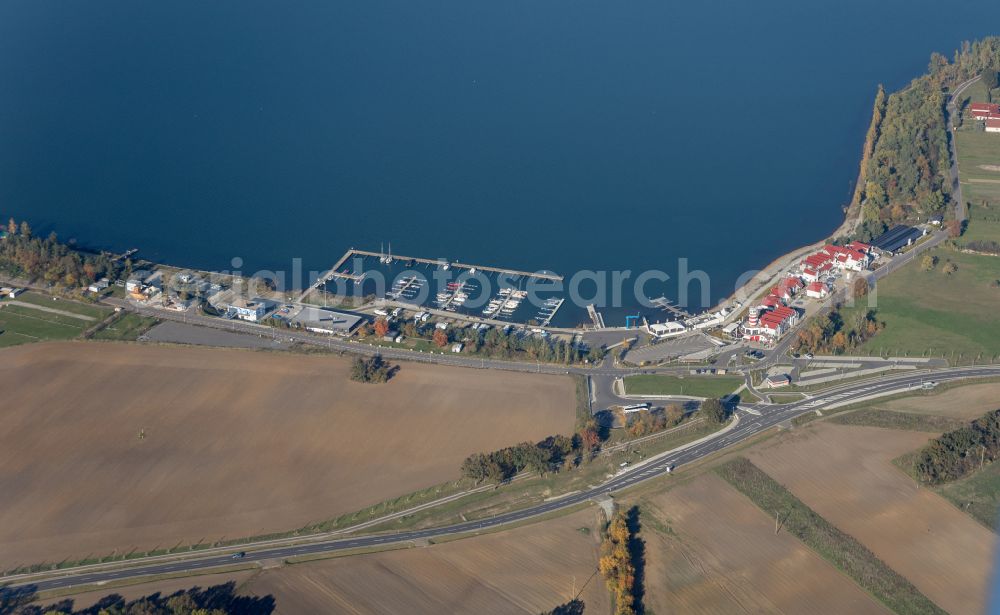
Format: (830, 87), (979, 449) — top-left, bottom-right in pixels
(956, 129), (1000, 237)
(955, 82), (1000, 244)
(10, 291), (111, 319)
(0, 291), (112, 347)
(935, 460), (1000, 530)
(840, 247), (1000, 362)
(92, 311), (159, 341)
(623, 374), (743, 398)
(0, 304), (90, 347)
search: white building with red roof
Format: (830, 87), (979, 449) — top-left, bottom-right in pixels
(801, 243), (870, 274)
(987, 117), (1000, 133)
(971, 102), (1000, 120)
(806, 281), (829, 299)
(743, 305), (799, 341)
(760, 295), (782, 309)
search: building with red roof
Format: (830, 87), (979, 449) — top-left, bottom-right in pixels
(802, 244), (870, 274)
(987, 117), (1000, 133)
(760, 295), (782, 308)
(971, 102), (1000, 120)
(806, 281), (828, 299)
(743, 305), (799, 340)
(803, 253), (831, 269)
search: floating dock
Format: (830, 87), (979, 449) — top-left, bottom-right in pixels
(650, 296), (693, 319)
(537, 297), (565, 327)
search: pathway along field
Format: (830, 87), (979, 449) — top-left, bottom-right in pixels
(0, 342), (576, 567)
(639, 474), (888, 615)
(239, 507), (610, 614)
(747, 422), (996, 615)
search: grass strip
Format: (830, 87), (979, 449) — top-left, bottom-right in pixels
(829, 409), (964, 432)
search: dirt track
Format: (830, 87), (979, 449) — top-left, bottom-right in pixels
(0, 342), (576, 566)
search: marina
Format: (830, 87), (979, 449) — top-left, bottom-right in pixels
(318, 248), (574, 327)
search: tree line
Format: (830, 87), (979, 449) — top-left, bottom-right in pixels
(1, 218), (125, 288)
(360, 317), (606, 365)
(5, 581), (274, 615)
(914, 408), (1000, 484)
(460, 433), (587, 484)
(964, 239), (1000, 255)
(599, 507), (644, 615)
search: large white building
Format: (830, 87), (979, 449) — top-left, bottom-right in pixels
(647, 321), (686, 339)
(227, 298), (269, 322)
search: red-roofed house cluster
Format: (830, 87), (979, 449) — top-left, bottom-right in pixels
(969, 102), (1000, 133)
(743, 304), (799, 343)
(800, 241), (872, 282)
(741, 241), (874, 343)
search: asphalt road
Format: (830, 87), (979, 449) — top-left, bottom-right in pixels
(11, 365), (1000, 593)
(945, 75), (979, 224)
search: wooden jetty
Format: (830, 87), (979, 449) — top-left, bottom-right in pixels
(650, 296), (692, 319)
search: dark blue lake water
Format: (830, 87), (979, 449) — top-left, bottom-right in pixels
(3, 1), (1000, 323)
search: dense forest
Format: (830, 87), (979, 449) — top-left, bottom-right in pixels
(852, 37), (1000, 240)
(914, 408), (1000, 484)
(0, 218), (124, 287)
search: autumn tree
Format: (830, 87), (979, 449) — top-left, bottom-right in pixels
(852, 277), (869, 299)
(947, 219), (963, 238)
(830, 330), (849, 353)
(373, 317), (390, 338)
(943, 261), (958, 275)
(664, 403), (685, 426)
(920, 254), (938, 271)
(432, 328), (449, 348)
(579, 420), (602, 452)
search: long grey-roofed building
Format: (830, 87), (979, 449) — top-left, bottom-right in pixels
(870, 225), (925, 255)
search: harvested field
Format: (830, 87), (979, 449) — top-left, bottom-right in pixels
(640, 474), (887, 615)
(748, 422), (996, 615)
(0, 342), (576, 567)
(240, 507), (610, 614)
(882, 382), (1000, 419)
